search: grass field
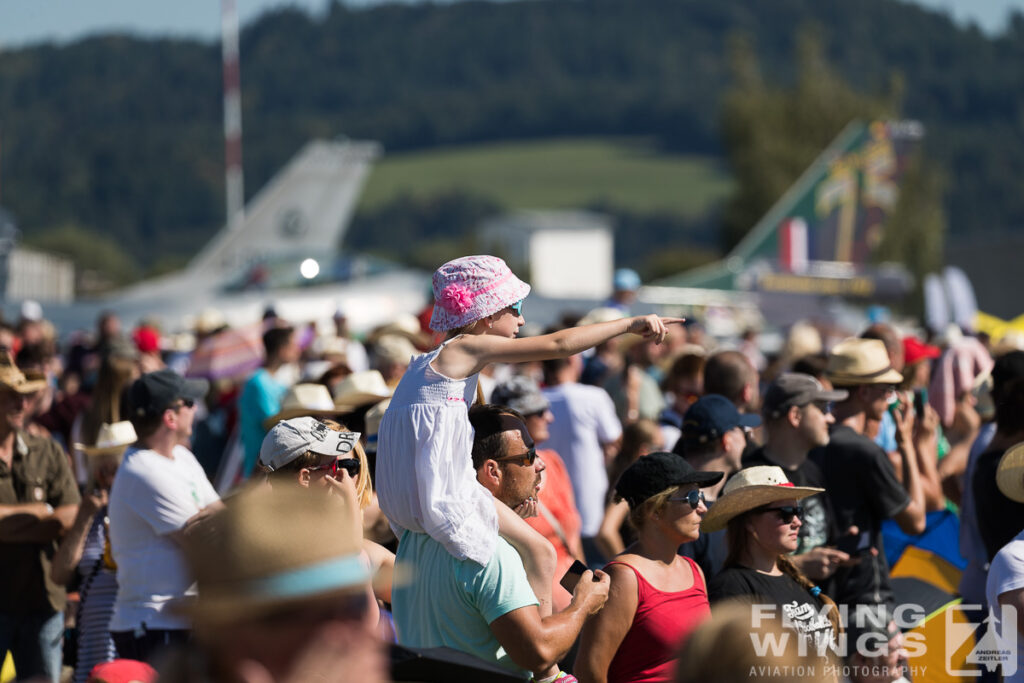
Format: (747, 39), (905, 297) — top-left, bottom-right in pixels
(357, 137), (733, 217)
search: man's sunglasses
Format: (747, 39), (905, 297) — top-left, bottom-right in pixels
(171, 398), (195, 410)
(667, 489), (705, 509)
(755, 504), (805, 525)
(496, 446), (537, 467)
(307, 457), (361, 478)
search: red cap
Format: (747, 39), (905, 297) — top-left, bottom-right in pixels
(903, 336), (940, 366)
(132, 326), (160, 354)
(88, 659), (157, 683)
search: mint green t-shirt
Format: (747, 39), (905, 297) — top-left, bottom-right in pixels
(392, 531), (539, 674)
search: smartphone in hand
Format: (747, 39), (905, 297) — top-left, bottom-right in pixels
(560, 559), (589, 593)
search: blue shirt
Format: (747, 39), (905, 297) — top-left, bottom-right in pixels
(238, 368), (287, 477)
(392, 531), (538, 674)
(873, 409), (898, 453)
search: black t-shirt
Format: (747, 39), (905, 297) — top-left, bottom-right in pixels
(809, 424), (910, 609)
(709, 565), (836, 651)
(742, 446), (834, 555)
(972, 447), (1024, 561)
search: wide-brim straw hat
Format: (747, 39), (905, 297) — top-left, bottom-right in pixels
(264, 383), (347, 429)
(826, 338), (903, 386)
(701, 465), (824, 533)
(74, 421), (138, 456)
(177, 484), (369, 625)
(366, 313), (432, 349)
(997, 442), (1024, 503)
(334, 370), (394, 413)
(372, 334), (419, 366)
(0, 351), (47, 395)
(429, 255), (531, 332)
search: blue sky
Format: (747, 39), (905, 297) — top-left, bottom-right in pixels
(0, 0), (1022, 48)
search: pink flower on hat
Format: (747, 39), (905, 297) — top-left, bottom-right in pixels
(439, 283), (474, 314)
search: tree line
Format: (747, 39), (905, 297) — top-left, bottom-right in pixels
(1, 0), (1021, 281)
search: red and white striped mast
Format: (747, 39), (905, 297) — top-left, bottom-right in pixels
(222, 0), (244, 229)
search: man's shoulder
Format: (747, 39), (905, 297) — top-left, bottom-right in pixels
(397, 533), (526, 589)
(19, 430), (62, 458)
(825, 425), (882, 458)
(241, 368), (274, 393)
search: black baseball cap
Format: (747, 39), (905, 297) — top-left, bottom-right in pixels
(128, 369), (208, 418)
(762, 373), (848, 419)
(615, 452), (724, 509)
(681, 394), (761, 445)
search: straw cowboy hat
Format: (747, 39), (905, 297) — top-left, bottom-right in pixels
(264, 383), (346, 429)
(826, 338), (903, 386)
(333, 370), (393, 413)
(178, 483), (369, 626)
(997, 442), (1024, 503)
(74, 421), (138, 457)
(0, 350), (47, 395)
(701, 465), (824, 533)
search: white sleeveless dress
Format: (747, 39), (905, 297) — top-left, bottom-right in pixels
(376, 338), (497, 565)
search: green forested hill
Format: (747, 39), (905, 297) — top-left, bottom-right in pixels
(2, 0), (1022, 275)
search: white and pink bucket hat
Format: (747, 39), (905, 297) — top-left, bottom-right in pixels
(429, 255), (531, 332)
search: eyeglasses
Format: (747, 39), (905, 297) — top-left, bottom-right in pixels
(170, 398), (195, 411)
(667, 489), (705, 509)
(807, 400), (832, 415)
(756, 505), (805, 525)
(508, 300), (524, 316)
(307, 457), (361, 478)
(496, 447), (537, 467)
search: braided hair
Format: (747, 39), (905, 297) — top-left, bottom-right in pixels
(725, 514), (842, 638)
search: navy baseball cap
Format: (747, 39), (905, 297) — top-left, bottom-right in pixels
(681, 394), (760, 445)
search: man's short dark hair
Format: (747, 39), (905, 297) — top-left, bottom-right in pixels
(263, 326), (294, 358)
(469, 404), (527, 470)
(703, 351), (755, 404)
(131, 411), (165, 442)
(542, 357), (572, 386)
(995, 376), (1024, 435)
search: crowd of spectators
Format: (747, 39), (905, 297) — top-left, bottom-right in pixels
(0, 255), (1022, 683)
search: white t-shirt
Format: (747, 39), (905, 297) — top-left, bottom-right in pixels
(985, 529), (1024, 683)
(109, 444), (220, 631)
(541, 382), (622, 537)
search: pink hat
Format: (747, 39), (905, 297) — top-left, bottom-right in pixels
(429, 255), (531, 332)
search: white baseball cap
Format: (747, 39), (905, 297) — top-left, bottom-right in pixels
(258, 416), (360, 472)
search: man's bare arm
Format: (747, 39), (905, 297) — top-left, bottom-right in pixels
(0, 502), (77, 543)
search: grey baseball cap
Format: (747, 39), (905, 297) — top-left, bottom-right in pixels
(762, 373), (848, 419)
(491, 375), (550, 416)
(258, 416), (361, 472)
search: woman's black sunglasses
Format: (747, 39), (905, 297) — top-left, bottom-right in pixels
(667, 489), (705, 509)
(755, 504), (805, 525)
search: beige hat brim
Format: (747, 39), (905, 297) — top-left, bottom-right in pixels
(1, 378), (47, 394)
(700, 484), (824, 533)
(334, 392), (393, 413)
(172, 583), (367, 626)
(74, 444), (131, 457)
(827, 368), (904, 386)
(997, 443), (1024, 503)
(263, 407), (346, 430)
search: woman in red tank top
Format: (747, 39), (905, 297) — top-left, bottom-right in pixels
(574, 452), (722, 683)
